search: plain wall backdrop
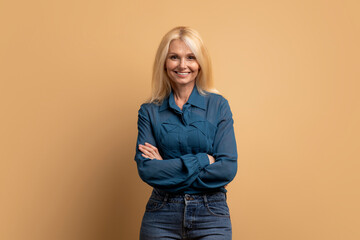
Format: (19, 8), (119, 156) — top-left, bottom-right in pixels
(1, 0), (359, 239)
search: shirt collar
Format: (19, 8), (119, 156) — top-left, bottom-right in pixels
(159, 85), (206, 112)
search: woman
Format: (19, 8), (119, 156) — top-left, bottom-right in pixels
(135, 26), (237, 239)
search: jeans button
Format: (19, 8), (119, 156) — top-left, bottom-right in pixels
(185, 194), (190, 200)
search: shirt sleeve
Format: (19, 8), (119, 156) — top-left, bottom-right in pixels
(134, 104), (210, 193)
(190, 99), (238, 190)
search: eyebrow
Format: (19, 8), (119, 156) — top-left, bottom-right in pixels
(167, 52), (195, 55)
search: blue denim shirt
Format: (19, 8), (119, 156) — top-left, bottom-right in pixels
(135, 85), (237, 194)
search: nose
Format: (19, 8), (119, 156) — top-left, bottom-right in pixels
(179, 58), (186, 69)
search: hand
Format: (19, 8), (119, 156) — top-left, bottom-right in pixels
(207, 154), (215, 164)
(138, 142), (163, 160)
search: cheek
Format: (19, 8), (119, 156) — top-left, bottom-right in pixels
(166, 69), (173, 80)
(165, 60), (176, 70)
(191, 68), (199, 75)
(191, 62), (200, 71)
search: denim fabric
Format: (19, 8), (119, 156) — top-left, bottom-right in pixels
(135, 85), (238, 194)
(140, 188), (232, 240)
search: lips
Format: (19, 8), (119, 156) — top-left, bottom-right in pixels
(174, 71), (190, 76)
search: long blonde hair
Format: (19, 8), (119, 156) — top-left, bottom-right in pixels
(149, 26), (217, 104)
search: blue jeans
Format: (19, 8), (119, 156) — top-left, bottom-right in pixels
(140, 188), (232, 240)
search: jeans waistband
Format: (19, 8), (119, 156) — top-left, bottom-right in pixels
(151, 188), (227, 203)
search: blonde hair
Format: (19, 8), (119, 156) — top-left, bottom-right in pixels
(149, 26), (217, 104)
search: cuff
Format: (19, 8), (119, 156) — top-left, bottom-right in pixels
(196, 153), (210, 170)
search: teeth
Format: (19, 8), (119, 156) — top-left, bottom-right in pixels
(176, 72), (190, 75)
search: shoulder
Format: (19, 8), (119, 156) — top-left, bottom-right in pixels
(203, 91), (230, 108)
(203, 91), (233, 120)
(138, 102), (160, 117)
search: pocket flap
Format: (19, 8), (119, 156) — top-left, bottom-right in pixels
(161, 122), (179, 133)
(189, 120), (207, 136)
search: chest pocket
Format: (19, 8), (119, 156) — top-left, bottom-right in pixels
(158, 118), (217, 156)
(187, 120), (216, 153)
(159, 122), (181, 152)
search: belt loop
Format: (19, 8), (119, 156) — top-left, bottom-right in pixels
(203, 194), (208, 206)
(164, 193), (169, 202)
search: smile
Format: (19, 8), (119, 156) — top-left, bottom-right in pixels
(174, 71), (190, 76)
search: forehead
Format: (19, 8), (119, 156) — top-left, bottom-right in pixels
(168, 39), (193, 54)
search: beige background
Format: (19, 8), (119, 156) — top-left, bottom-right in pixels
(1, 0), (359, 239)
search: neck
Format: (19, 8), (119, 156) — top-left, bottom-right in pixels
(171, 83), (195, 110)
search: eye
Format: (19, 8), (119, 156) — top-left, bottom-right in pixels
(169, 55), (178, 60)
(187, 55), (196, 60)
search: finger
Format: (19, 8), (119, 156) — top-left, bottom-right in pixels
(154, 148), (160, 154)
(143, 146), (156, 156)
(140, 144), (154, 151)
(139, 147), (153, 157)
(141, 151), (155, 159)
(143, 153), (160, 160)
(145, 143), (159, 152)
(145, 143), (162, 157)
(142, 153), (153, 159)
(142, 143), (163, 160)
(139, 145), (154, 154)
(143, 152), (162, 160)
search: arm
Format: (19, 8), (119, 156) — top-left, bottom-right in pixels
(134, 104), (210, 192)
(191, 99), (238, 190)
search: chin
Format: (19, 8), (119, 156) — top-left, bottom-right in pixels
(172, 78), (196, 86)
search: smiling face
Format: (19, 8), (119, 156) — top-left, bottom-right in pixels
(165, 39), (200, 89)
